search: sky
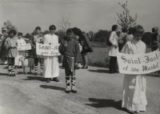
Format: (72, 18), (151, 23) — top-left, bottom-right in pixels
(0, 0), (160, 33)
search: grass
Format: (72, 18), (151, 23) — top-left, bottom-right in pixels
(88, 42), (109, 67)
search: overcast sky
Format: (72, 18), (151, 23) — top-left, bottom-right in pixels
(0, 0), (160, 33)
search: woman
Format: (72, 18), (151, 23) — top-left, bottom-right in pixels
(108, 24), (120, 73)
(72, 27), (92, 69)
(5, 29), (18, 76)
(121, 25), (147, 114)
(126, 27), (134, 42)
(43, 25), (59, 82)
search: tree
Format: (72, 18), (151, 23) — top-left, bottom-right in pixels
(94, 30), (109, 42)
(117, 1), (137, 30)
(59, 17), (71, 33)
(87, 31), (94, 41)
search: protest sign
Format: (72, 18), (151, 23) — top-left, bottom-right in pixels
(17, 43), (31, 51)
(36, 43), (60, 56)
(117, 50), (160, 75)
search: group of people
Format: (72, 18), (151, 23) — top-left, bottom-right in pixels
(108, 25), (160, 73)
(0, 25), (93, 93)
(0, 23), (159, 114)
(108, 24), (160, 114)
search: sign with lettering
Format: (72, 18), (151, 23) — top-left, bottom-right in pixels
(117, 50), (160, 74)
(17, 43), (31, 51)
(36, 43), (60, 56)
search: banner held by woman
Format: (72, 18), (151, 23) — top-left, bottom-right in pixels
(117, 50), (160, 74)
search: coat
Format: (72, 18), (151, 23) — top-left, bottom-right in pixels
(5, 37), (17, 58)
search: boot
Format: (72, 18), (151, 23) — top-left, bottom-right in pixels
(8, 66), (12, 76)
(65, 76), (71, 93)
(34, 66), (38, 75)
(11, 66), (16, 77)
(71, 76), (77, 93)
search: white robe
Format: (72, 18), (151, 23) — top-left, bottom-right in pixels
(43, 34), (59, 78)
(121, 40), (147, 112)
(108, 31), (119, 57)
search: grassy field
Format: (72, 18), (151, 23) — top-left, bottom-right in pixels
(88, 42), (109, 67)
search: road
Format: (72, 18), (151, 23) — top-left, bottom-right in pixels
(0, 65), (159, 114)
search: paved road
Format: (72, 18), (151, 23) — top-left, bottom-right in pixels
(0, 65), (159, 114)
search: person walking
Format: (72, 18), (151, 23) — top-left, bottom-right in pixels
(108, 24), (120, 73)
(59, 28), (80, 93)
(0, 27), (8, 64)
(121, 25), (147, 114)
(15, 32), (26, 67)
(43, 25), (60, 82)
(5, 29), (18, 76)
(72, 27), (92, 69)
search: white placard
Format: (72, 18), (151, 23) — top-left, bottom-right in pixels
(117, 50), (160, 74)
(36, 43), (60, 56)
(17, 43), (31, 51)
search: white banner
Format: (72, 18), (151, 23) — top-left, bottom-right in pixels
(117, 50), (160, 75)
(17, 43), (31, 51)
(36, 43), (60, 56)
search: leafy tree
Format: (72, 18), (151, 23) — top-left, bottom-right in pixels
(94, 30), (109, 42)
(117, 1), (137, 30)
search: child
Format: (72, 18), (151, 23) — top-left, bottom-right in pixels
(5, 30), (18, 76)
(33, 26), (44, 74)
(24, 35), (35, 74)
(59, 28), (80, 93)
(15, 32), (26, 68)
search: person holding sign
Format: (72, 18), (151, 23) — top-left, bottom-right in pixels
(121, 25), (147, 114)
(15, 32), (26, 67)
(43, 25), (59, 82)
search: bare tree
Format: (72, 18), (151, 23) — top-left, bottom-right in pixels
(59, 17), (71, 32)
(117, 1), (137, 30)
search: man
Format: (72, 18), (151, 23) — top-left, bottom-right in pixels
(151, 27), (160, 51)
(0, 27), (8, 64)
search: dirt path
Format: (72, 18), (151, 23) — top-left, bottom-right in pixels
(0, 65), (159, 114)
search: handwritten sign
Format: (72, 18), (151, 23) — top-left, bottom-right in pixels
(117, 50), (160, 74)
(17, 43), (31, 51)
(36, 43), (60, 56)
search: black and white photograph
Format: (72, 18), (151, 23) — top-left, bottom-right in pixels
(0, 0), (160, 114)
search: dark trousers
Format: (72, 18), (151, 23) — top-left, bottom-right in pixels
(8, 57), (15, 72)
(109, 56), (118, 73)
(34, 58), (43, 66)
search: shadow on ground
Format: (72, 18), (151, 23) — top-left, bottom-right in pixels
(0, 72), (8, 76)
(86, 98), (132, 114)
(40, 85), (65, 91)
(88, 69), (110, 73)
(24, 76), (46, 82)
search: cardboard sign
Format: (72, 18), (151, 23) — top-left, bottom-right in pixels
(17, 43), (31, 51)
(117, 50), (160, 74)
(36, 43), (60, 56)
